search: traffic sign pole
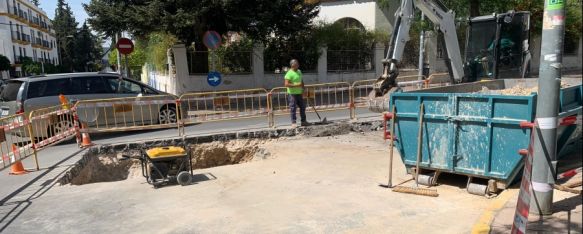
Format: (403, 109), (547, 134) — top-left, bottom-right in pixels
(116, 37), (135, 77)
(125, 55), (130, 78)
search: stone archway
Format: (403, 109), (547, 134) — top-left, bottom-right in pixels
(334, 17), (366, 31)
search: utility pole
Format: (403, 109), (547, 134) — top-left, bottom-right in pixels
(530, 0), (566, 216)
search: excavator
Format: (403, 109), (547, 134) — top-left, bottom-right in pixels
(370, 0), (531, 110)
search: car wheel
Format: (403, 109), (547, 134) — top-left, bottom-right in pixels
(159, 106), (177, 124)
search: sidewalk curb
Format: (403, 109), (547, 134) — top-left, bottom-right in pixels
(471, 189), (518, 234)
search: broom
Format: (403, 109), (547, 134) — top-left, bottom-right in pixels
(392, 103), (438, 197)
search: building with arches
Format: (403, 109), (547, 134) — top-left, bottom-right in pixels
(316, 0), (397, 31)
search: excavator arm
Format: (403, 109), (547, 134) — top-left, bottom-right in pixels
(374, 0), (464, 96)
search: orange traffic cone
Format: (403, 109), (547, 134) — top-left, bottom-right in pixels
(9, 145), (28, 175)
(80, 123), (94, 148)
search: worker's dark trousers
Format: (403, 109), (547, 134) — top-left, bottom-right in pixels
(288, 94), (307, 124)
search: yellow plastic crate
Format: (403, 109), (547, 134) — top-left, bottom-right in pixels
(146, 146), (187, 159)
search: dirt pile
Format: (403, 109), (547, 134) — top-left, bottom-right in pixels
(302, 122), (353, 137)
(190, 139), (271, 169)
(69, 154), (142, 185)
(480, 82), (572, 96)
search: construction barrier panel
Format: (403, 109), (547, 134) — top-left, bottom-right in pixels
(351, 79), (377, 108)
(268, 82), (351, 127)
(28, 104), (79, 151)
(74, 95), (180, 133)
(270, 82), (352, 114)
(0, 72), (459, 170)
(179, 89), (270, 125)
(0, 113), (37, 170)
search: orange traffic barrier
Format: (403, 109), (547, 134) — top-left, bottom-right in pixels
(9, 144), (28, 175)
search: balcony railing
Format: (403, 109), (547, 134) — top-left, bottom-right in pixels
(10, 31), (31, 43)
(32, 37), (42, 46)
(11, 31), (21, 41)
(32, 17), (40, 26)
(21, 33), (31, 42)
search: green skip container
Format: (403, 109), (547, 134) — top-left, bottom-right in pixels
(389, 78), (582, 195)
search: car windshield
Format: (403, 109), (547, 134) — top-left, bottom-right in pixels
(0, 81), (23, 102)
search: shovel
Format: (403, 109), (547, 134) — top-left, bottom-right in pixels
(305, 88), (327, 125)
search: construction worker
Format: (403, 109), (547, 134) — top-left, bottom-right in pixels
(284, 59), (307, 128)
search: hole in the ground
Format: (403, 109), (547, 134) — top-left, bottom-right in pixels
(69, 139), (271, 185)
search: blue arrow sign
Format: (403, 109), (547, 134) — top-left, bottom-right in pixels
(207, 71), (222, 87)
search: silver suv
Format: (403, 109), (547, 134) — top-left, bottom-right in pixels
(0, 72), (178, 138)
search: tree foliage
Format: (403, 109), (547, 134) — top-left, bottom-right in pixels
(85, 0), (320, 45)
(53, 0), (103, 72)
(264, 22), (389, 72)
(109, 33), (177, 73)
(0, 55), (10, 71)
(53, 0), (78, 71)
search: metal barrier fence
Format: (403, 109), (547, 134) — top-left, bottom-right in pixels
(0, 73), (455, 171)
(179, 88), (270, 127)
(28, 104), (79, 150)
(0, 113), (37, 170)
(74, 95), (179, 133)
(269, 82), (352, 127)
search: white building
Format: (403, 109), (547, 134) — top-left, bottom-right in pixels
(0, 0), (59, 78)
(316, 0), (396, 31)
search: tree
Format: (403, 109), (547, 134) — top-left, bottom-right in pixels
(74, 22), (102, 71)
(53, 0), (78, 72)
(21, 57), (41, 75)
(0, 55), (10, 71)
(85, 0), (320, 72)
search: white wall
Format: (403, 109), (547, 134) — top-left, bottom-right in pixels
(317, 0), (380, 30)
(145, 44), (383, 95)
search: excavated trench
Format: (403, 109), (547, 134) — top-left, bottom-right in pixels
(60, 121), (383, 186)
(69, 139), (272, 185)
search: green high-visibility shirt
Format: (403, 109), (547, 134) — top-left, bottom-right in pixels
(284, 69), (303, 94)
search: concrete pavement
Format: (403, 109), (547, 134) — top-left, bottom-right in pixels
(1, 133), (496, 233)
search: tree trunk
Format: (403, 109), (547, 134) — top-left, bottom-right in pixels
(469, 0), (480, 17)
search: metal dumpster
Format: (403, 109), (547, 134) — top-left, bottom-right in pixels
(389, 78), (582, 194)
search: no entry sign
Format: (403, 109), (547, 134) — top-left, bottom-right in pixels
(203, 31), (222, 50)
(116, 38), (134, 55)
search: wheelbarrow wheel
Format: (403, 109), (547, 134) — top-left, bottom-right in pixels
(177, 171), (192, 186)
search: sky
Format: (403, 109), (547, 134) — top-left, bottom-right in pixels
(40, 0), (90, 25)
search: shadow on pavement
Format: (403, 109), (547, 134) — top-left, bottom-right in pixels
(191, 173), (217, 184)
(0, 148), (85, 232)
